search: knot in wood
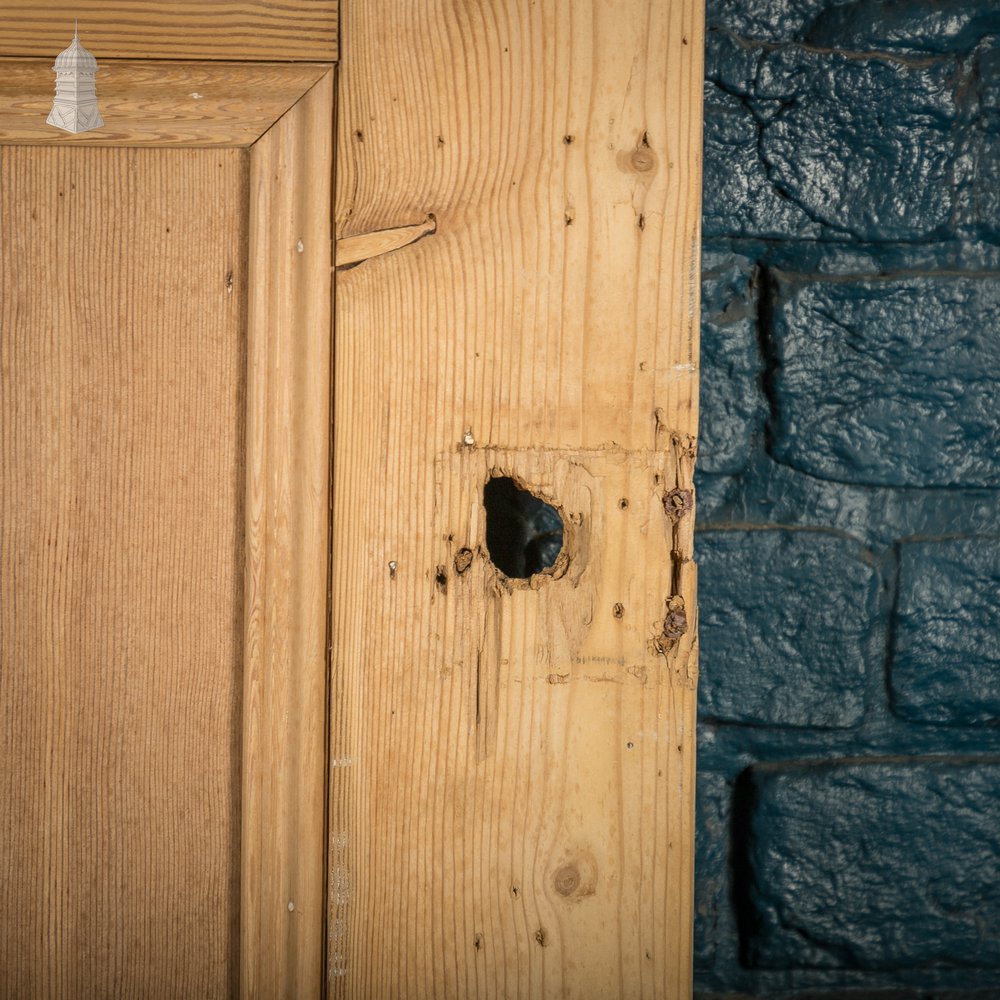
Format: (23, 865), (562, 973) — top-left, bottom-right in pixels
(553, 863), (581, 896)
(630, 148), (656, 172)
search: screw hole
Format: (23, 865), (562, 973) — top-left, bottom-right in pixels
(454, 547), (474, 575)
(663, 488), (693, 520)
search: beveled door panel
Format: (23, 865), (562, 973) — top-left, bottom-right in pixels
(0, 143), (247, 998)
(0, 63), (333, 1000)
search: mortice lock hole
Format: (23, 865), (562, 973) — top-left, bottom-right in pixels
(483, 476), (564, 579)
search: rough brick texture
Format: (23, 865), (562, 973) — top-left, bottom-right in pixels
(891, 538), (1000, 725)
(697, 529), (878, 728)
(710, 0), (1000, 53)
(696, 0), (1000, 995)
(745, 759), (1000, 970)
(957, 42), (1000, 242)
(768, 274), (1000, 488)
(703, 34), (963, 242)
(702, 80), (821, 240)
(694, 772), (730, 971)
(755, 47), (957, 242)
(698, 254), (762, 474)
(798, 2), (1000, 54)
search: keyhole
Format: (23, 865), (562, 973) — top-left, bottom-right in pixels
(483, 476), (563, 579)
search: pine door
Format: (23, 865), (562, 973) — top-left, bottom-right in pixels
(0, 60), (334, 1000)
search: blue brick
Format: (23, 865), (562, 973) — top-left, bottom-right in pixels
(978, 42), (1000, 115)
(702, 84), (821, 240)
(804, 1), (1000, 54)
(695, 772), (730, 970)
(697, 528), (879, 728)
(891, 538), (1000, 725)
(704, 34), (961, 242)
(769, 274), (1000, 488)
(954, 127), (1000, 242)
(745, 759), (1000, 970)
(955, 43), (1000, 241)
(708, 0), (1000, 52)
(754, 46), (957, 241)
(699, 253), (763, 475)
(707, 0), (842, 42)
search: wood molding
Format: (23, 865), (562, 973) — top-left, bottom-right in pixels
(0, 2), (338, 63)
(0, 60), (330, 147)
(242, 69), (334, 1000)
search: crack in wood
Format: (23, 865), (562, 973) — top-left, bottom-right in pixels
(335, 214), (437, 270)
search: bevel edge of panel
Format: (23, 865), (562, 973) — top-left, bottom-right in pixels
(0, 58), (333, 148)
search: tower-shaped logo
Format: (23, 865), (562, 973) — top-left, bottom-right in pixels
(47, 23), (104, 134)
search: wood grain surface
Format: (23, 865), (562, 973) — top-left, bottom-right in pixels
(0, 60), (330, 147)
(330, 1), (703, 997)
(241, 70), (334, 1000)
(0, 1), (337, 63)
(0, 144), (248, 997)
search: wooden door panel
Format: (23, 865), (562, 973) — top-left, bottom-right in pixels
(1, 145), (248, 996)
(1, 64), (333, 999)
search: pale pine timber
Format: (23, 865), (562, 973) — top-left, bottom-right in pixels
(0, 144), (248, 998)
(0, 60), (330, 147)
(1, 63), (336, 997)
(330, 1), (703, 998)
(0, 1), (338, 63)
(242, 69), (334, 1000)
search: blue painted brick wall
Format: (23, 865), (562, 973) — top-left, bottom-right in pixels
(892, 539), (1000, 725)
(745, 760), (1000, 971)
(698, 528), (879, 729)
(696, 0), (1000, 995)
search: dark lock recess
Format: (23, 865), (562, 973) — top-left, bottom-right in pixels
(483, 476), (563, 579)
